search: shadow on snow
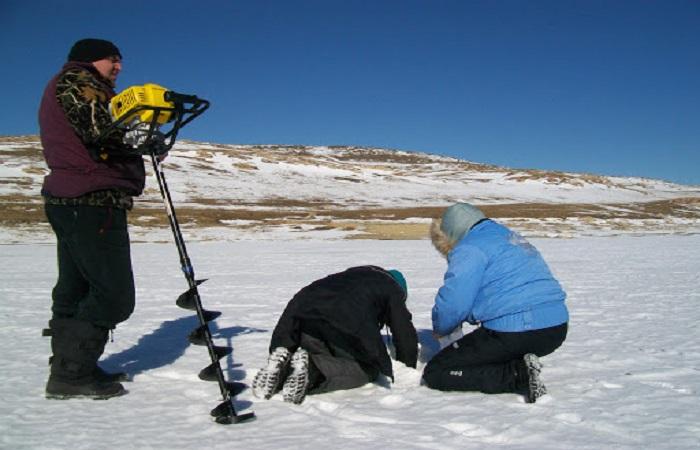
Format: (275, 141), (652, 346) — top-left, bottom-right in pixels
(101, 315), (266, 387)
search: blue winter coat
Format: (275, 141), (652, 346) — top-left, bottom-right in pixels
(432, 220), (568, 334)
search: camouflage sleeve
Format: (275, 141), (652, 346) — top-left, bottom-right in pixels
(56, 69), (128, 158)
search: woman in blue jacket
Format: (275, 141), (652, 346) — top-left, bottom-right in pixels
(423, 203), (568, 403)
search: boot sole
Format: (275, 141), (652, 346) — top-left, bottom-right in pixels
(46, 388), (127, 400)
(283, 350), (310, 404)
(252, 348), (292, 399)
(523, 354), (547, 403)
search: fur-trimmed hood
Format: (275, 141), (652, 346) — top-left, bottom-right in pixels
(430, 218), (455, 258)
(430, 203), (488, 258)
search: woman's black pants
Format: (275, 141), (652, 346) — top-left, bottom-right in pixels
(423, 323), (567, 393)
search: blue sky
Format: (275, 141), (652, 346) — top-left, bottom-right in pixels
(2, 0), (699, 185)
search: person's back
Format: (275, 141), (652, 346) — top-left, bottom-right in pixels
(254, 266), (418, 404)
(434, 220), (568, 333)
(276, 266), (415, 370)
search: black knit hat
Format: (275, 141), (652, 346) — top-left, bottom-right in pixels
(67, 38), (122, 63)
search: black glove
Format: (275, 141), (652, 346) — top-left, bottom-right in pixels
(138, 131), (169, 156)
(125, 130), (168, 156)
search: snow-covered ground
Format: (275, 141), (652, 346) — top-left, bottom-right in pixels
(1, 235), (699, 449)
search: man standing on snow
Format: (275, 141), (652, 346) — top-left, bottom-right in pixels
(423, 203), (568, 403)
(39, 38), (145, 399)
(252, 266), (418, 405)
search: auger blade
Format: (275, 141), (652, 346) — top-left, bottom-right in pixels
(202, 310), (222, 322)
(213, 345), (233, 360)
(198, 362), (220, 382)
(210, 400), (233, 418)
(175, 288), (197, 311)
(187, 325), (208, 345)
(211, 400), (256, 424)
(175, 279), (207, 310)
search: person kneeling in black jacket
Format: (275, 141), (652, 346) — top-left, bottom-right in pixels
(252, 266), (418, 404)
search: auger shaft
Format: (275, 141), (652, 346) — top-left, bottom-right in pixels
(149, 152), (255, 424)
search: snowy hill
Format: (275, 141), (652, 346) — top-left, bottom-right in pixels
(1, 135), (699, 243)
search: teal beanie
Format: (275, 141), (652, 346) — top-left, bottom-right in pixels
(441, 203), (486, 243)
(387, 269), (407, 294)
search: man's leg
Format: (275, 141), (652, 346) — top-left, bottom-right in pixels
(45, 204), (87, 319)
(63, 205), (134, 381)
(67, 205), (135, 329)
(44, 204), (133, 398)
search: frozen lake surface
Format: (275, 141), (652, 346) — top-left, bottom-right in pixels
(1, 235), (699, 449)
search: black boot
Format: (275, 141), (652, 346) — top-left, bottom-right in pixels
(93, 329), (129, 383)
(47, 357), (128, 382)
(45, 318), (126, 400)
(44, 323), (129, 382)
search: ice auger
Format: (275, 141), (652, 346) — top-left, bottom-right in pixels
(104, 84), (255, 424)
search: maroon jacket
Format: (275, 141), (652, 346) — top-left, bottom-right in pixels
(38, 62), (145, 198)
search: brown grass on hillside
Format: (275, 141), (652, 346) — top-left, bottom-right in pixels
(4, 195), (698, 233)
(504, 169), (615, 187)
(0, 146), (44, 159)
(0, 135), (40, 143)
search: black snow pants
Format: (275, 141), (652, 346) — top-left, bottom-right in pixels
(45, 203), (136, 329)
(423, 323), (567, 393)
